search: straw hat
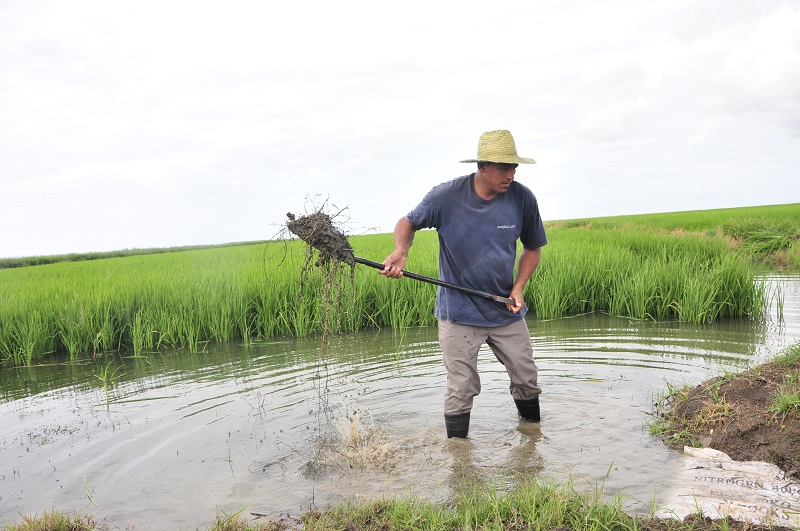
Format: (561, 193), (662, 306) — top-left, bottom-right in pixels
(460, 130), (536, 164)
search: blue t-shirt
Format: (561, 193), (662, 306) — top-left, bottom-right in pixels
(406, 173), (548, 327)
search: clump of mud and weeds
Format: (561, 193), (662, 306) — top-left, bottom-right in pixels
(653, 349), (800, 480)
(284, 209), (358, 350)
(286, 211), (355, 266)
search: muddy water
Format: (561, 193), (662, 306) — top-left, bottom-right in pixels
(1, 277), (798, 529)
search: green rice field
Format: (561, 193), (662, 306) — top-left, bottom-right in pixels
(1, 203), (798, 366)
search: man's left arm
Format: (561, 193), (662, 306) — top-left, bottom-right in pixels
(507, 247), (542, 313)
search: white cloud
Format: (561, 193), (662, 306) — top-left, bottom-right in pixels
(1, 0), (799, 257)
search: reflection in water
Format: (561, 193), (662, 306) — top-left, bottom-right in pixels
(506, 421), (545, 478)
(446, 439), (486, 499)
(0, 277), (797, 529)
(445, 421), (546, 500)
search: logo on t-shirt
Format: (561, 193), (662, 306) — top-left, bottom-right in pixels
(496, 224), (517, 230)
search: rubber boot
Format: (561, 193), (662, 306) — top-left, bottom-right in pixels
(444, 412), (470, 438)
(514, 397), (540, 422)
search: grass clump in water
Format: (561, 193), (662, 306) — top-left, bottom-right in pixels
(1, 508), (290, 531)
(649, 381), (707, 448)
(2, 509), (104, 530)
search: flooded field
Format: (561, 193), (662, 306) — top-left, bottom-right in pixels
(1, 277), (798, 529)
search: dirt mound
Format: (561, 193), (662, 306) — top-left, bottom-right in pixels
(666, 360), (800, 480)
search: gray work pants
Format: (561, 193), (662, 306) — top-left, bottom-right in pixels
(438, 318), (541, 415)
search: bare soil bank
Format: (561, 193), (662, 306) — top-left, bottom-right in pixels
(667, 360), (800, 480)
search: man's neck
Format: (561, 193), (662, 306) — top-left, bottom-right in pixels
(473, 172), (496, 201)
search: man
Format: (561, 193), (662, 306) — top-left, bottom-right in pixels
(380, 129), (547, 438)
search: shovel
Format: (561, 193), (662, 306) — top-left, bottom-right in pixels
(286, 211), (517, 306)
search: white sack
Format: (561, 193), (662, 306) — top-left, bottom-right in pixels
(656, 446), (800, 527)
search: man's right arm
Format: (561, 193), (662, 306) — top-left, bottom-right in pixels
(380, 217), (415, 279)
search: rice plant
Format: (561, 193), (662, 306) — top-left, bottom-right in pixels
(526, 228), (766, 324)
(0, 205), (792, 365)
(94, 359), (122, 403)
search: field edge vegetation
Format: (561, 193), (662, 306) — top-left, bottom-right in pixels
(4, 477), (795, 531)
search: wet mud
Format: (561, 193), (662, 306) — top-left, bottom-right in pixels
(286, 211), (355, 266)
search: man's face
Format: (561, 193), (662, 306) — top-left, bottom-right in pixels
(480, 162), (518, 194)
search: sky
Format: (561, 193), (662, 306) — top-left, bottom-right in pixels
(1, 0), (799, 258)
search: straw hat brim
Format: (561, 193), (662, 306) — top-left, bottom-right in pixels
(460, 156), (537, 164)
